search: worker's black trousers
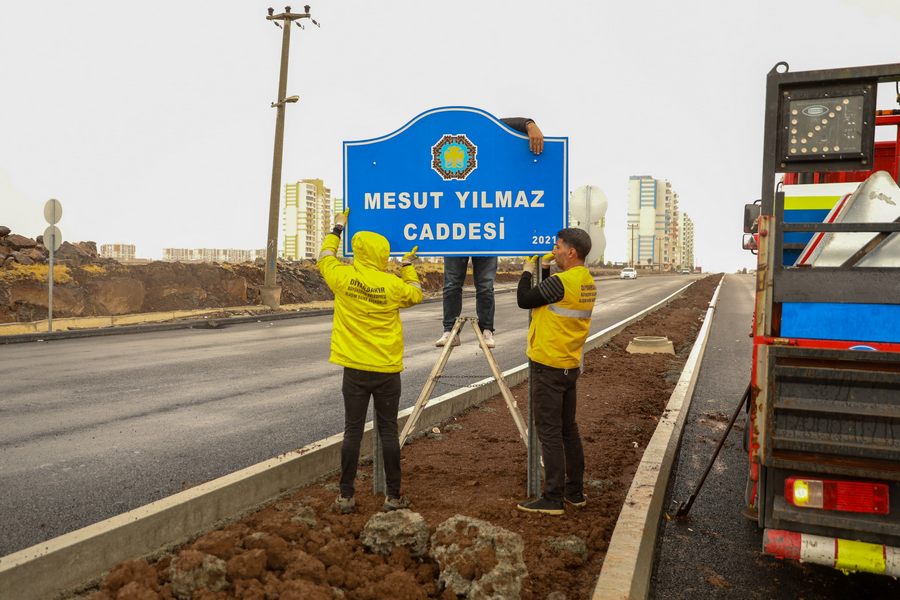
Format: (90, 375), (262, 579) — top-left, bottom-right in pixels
(532, 361), (585, 503)
(340, 367), (402, 499)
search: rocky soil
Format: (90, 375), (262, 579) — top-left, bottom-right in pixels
(0, 227), (526, 324)
(85, 276), (720, 600)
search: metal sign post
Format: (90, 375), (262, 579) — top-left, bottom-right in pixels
(48, 239), (53, 332)
(527, 266), (542, 498)
(43, 199), (63, 333)
(372, 426), (385, 495)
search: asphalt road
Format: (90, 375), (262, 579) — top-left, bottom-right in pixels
(0, 273), (698, 556)
(651, 274), (900, 599)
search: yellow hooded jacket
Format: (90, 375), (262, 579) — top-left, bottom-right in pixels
(318, 230), (423, 373)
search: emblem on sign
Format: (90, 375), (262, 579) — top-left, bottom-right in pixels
(431, 134), (477, 181)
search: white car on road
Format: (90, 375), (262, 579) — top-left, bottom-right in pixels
(620, 267), (637, 280)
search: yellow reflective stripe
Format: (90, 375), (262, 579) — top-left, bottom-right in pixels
(835, 538), (886, 574)
(548, 304), (592, 319)
(784, 195), (842, 210)
(318, 249), (336, 259)
(408, 282), (422, 290)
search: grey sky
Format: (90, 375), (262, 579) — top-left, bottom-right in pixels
(2, 0), (898, 271)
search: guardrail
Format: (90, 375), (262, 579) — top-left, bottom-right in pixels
(0, 280), (696, 600)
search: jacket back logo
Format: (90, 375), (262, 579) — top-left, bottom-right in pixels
(431, 134), (477, 181)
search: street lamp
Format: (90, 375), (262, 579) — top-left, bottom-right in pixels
(271, 95), (300, 108)
(261, 6), (319, 309)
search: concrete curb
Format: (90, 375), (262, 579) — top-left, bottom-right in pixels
(592, 276), (725, 600)
(0, 279), (693, 600)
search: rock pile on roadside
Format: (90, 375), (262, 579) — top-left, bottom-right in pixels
(361, 509), (431, 558)
(430, 515), (528, 599)
(0, 225), (110, 268)
(92, 502), (530, 600)
(0, 226), (520, 324)
(0, 226), (339, 323)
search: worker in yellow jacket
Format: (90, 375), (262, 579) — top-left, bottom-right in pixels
(515, 228), (597, 515)
(318, 210), (423, 513)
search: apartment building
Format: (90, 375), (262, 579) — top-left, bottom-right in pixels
(678, 211), (695, 270)
(626, 175), (680, 270)
(99, 243), (136, 262)
(162, 248), (263, 263)
(282, 179), (333, 260)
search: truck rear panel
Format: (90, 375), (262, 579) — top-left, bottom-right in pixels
(758, 345), (900, 546)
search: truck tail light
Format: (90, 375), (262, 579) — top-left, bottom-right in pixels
(785, 477), (889, 514)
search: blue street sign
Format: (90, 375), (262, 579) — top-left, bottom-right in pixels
(343, 106), (568, 256)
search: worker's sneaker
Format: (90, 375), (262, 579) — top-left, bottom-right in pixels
(516, 497), (565, 516)
(435, 332), (461, 347)
(565, 493), (587, 508)
(382, 495), (411, 512)
(333, 495), (356, 514)
(481, 330), (496, 349)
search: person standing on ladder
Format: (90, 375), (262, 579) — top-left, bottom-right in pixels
(434, 116), (544, 350)
(515, 228), (597, 515)
(318, 210), (424, 514)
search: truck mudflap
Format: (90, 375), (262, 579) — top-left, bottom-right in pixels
(763, 528), (900, 576)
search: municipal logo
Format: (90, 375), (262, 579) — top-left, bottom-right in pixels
(431, 134), (477, 181)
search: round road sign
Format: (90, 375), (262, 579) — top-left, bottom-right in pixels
(43, 225), (62, 252)
(44, 198), (63, 225)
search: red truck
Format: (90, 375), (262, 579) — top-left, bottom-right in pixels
(743, 62), (900, 576)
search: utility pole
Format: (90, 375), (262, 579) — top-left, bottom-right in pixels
(261, 5), (319, 309)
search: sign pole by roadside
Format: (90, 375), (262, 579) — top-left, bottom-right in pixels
(49, 240), (53, 332)
(527, 265), (543, 498)
(43, 199), (63, 333)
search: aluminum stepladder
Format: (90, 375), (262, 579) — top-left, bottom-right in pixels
(398, 315), (529, 450)
(372, 266), (546, 498)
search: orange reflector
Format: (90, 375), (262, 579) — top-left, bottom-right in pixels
(785, 477), (889, 514)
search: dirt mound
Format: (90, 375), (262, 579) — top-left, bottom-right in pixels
(0, 259), (253, 323)
(88, 275), (720, 599)
(0, 227), (520, 324)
